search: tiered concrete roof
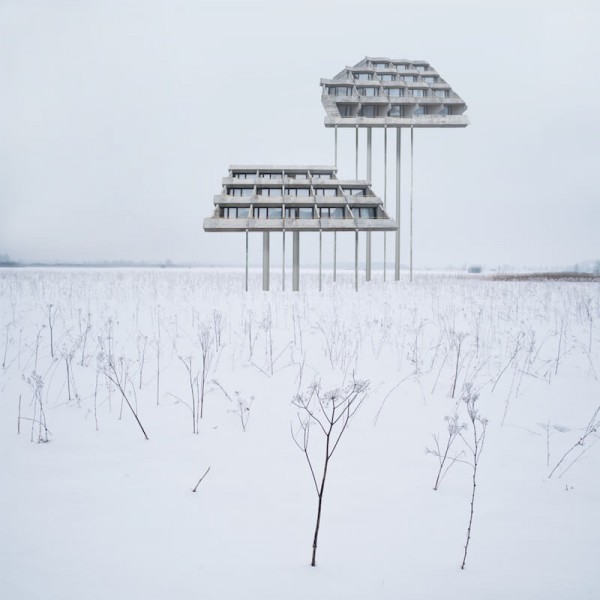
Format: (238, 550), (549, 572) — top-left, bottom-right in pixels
(320, 56), (468, 128)
(203, 166), (396, 233)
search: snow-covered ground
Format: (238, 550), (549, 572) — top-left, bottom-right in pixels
(1, 268), (599, 599)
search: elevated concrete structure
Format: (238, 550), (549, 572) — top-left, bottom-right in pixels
(203, 166), (396, 291)
(321, 57), (468, 129)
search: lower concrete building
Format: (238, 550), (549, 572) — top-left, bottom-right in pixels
(203, 165), (396, 291)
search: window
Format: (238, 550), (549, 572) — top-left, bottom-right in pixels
(434, 89), (449, 98)
(373, 62), (388, 69)
(379, 74), (395, 81)
(400, 75), (416, 83)
(314, 188), (337, 196)
(338, 104), (353, 117)
(253, 207), (268, 218)
(313, 173), (332, 180)
(287, 206), (314, 218)
(328, 86), (352, 96)
(286, 188), (310, 197)
(395, 63), (407, 71)
(258, 187), (282, 196)
(388, 105), (404, 117)
(359, 105), (379, 117)
(320, 207), (345, 218)
(228, 187), (253, 197)
(438, 106), (449, 116)
(387, 88), (403, 97)
(423, 76), (437, 84)
(343, 188), (365, 196)
(413, 106), (426, 116)
(233, 172), (254, 180)
(409, 88), (425, 97)
(415, 65), (427, 72)
(258, 172), (281, 179)
(267, 207), (282, 219)
(358, 87), (379, 97)
(354, 72), (372, 81)
(222, 206), (250, 218)
(354, 207), (376, 218)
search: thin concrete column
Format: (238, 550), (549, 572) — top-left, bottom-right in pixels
(395, 128), (402, 281)
(366, 127), (372, 282)
(245, 230), (249, 292)
(333, 126), (337, 282)
(333, 232), (337, 282)
(355, 125), (359, 178)
(292, 231), (300, 292)
(334, 125), (338, 168)
(354, 230), (359, 292)
(319, 230), (322, 292)
(383, 125), (387, 282)
(410, 126), (414, 283)
(262, 231), (270, 291)
(282, 231), (286, 291)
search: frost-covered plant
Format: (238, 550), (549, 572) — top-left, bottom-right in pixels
(426, 413), (466, 491)
(459, 384), (487, 570)
(291, 378), (369, 567)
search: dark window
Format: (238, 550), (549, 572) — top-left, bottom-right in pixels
(354, 207), (376, 218)
(258, 188), (282, 196)
(285, 207), (299, 218)
(338, 104), (353, 117)
(354, 72), (372, 81)
(320, 207), (345, 218)
(358, 87), (379, 97)
(253, 207), (268, 218)
(359, 105), (379, 117)
(314, 188), (337, 196)
(379, 74), (395, 81)
(388, 105), (404, 117)
(373, 62), (388, 68)
(409, 88), (425, 97)
(228, 187), (253, 197)
(286, 188), (310, 197)
(298, 207), (313, 219)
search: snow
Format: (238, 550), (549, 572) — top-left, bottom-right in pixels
(1, 268), (599, 599)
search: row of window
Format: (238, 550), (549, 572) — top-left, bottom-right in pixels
(220, 207), (377, 219)
(339, 104), (458, 118)
(227, 188), (367, 197)
(328, 86), (450, 98)
(356, 63), (432, 72)
(233, 172), (334, 180)
(351, 73), (438, 83)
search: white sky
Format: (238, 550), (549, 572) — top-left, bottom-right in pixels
(1, 0), (598, 269)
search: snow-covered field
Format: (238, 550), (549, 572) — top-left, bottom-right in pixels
(1, 268), (599, 599)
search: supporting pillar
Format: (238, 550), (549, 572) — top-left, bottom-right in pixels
(366, 128), (372, 281)
(282, 231), (286, 291)
(354, 230), (359, 292)
(334, 125), (338, 168)
(262, 231), (270, 291)
(333, 126), (338, 282)
(410, 126), (414, 283)
(245, 230), (249, 292)
(395, 128), (401, 281)
(383, 125), (387, 282)
(355, 125), (359, 178)
(319, 230), (322, 292)
(292, 231), (300, 292)
(333, 232), (337, 282)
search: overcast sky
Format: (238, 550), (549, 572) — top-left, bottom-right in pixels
(1, 0), (598, 269)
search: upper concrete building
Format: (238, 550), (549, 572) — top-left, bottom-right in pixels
(320, 57), (468, 128)
(203, 165), (396, 233)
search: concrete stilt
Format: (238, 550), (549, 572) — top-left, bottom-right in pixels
(383, 125), (387, 282)
(395, 128), (401, 281)
(319, 230), (322, 292)
(354, 230), (359, 292)
(334, 126), (338, 282)
(292, 231), (300, 292)
(366, 128), (372, 282)
(410, 126), (414, 283)
(282, 231), (286, 291)
(262, 231), (270, 291)
(245, 230), (249, 292)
